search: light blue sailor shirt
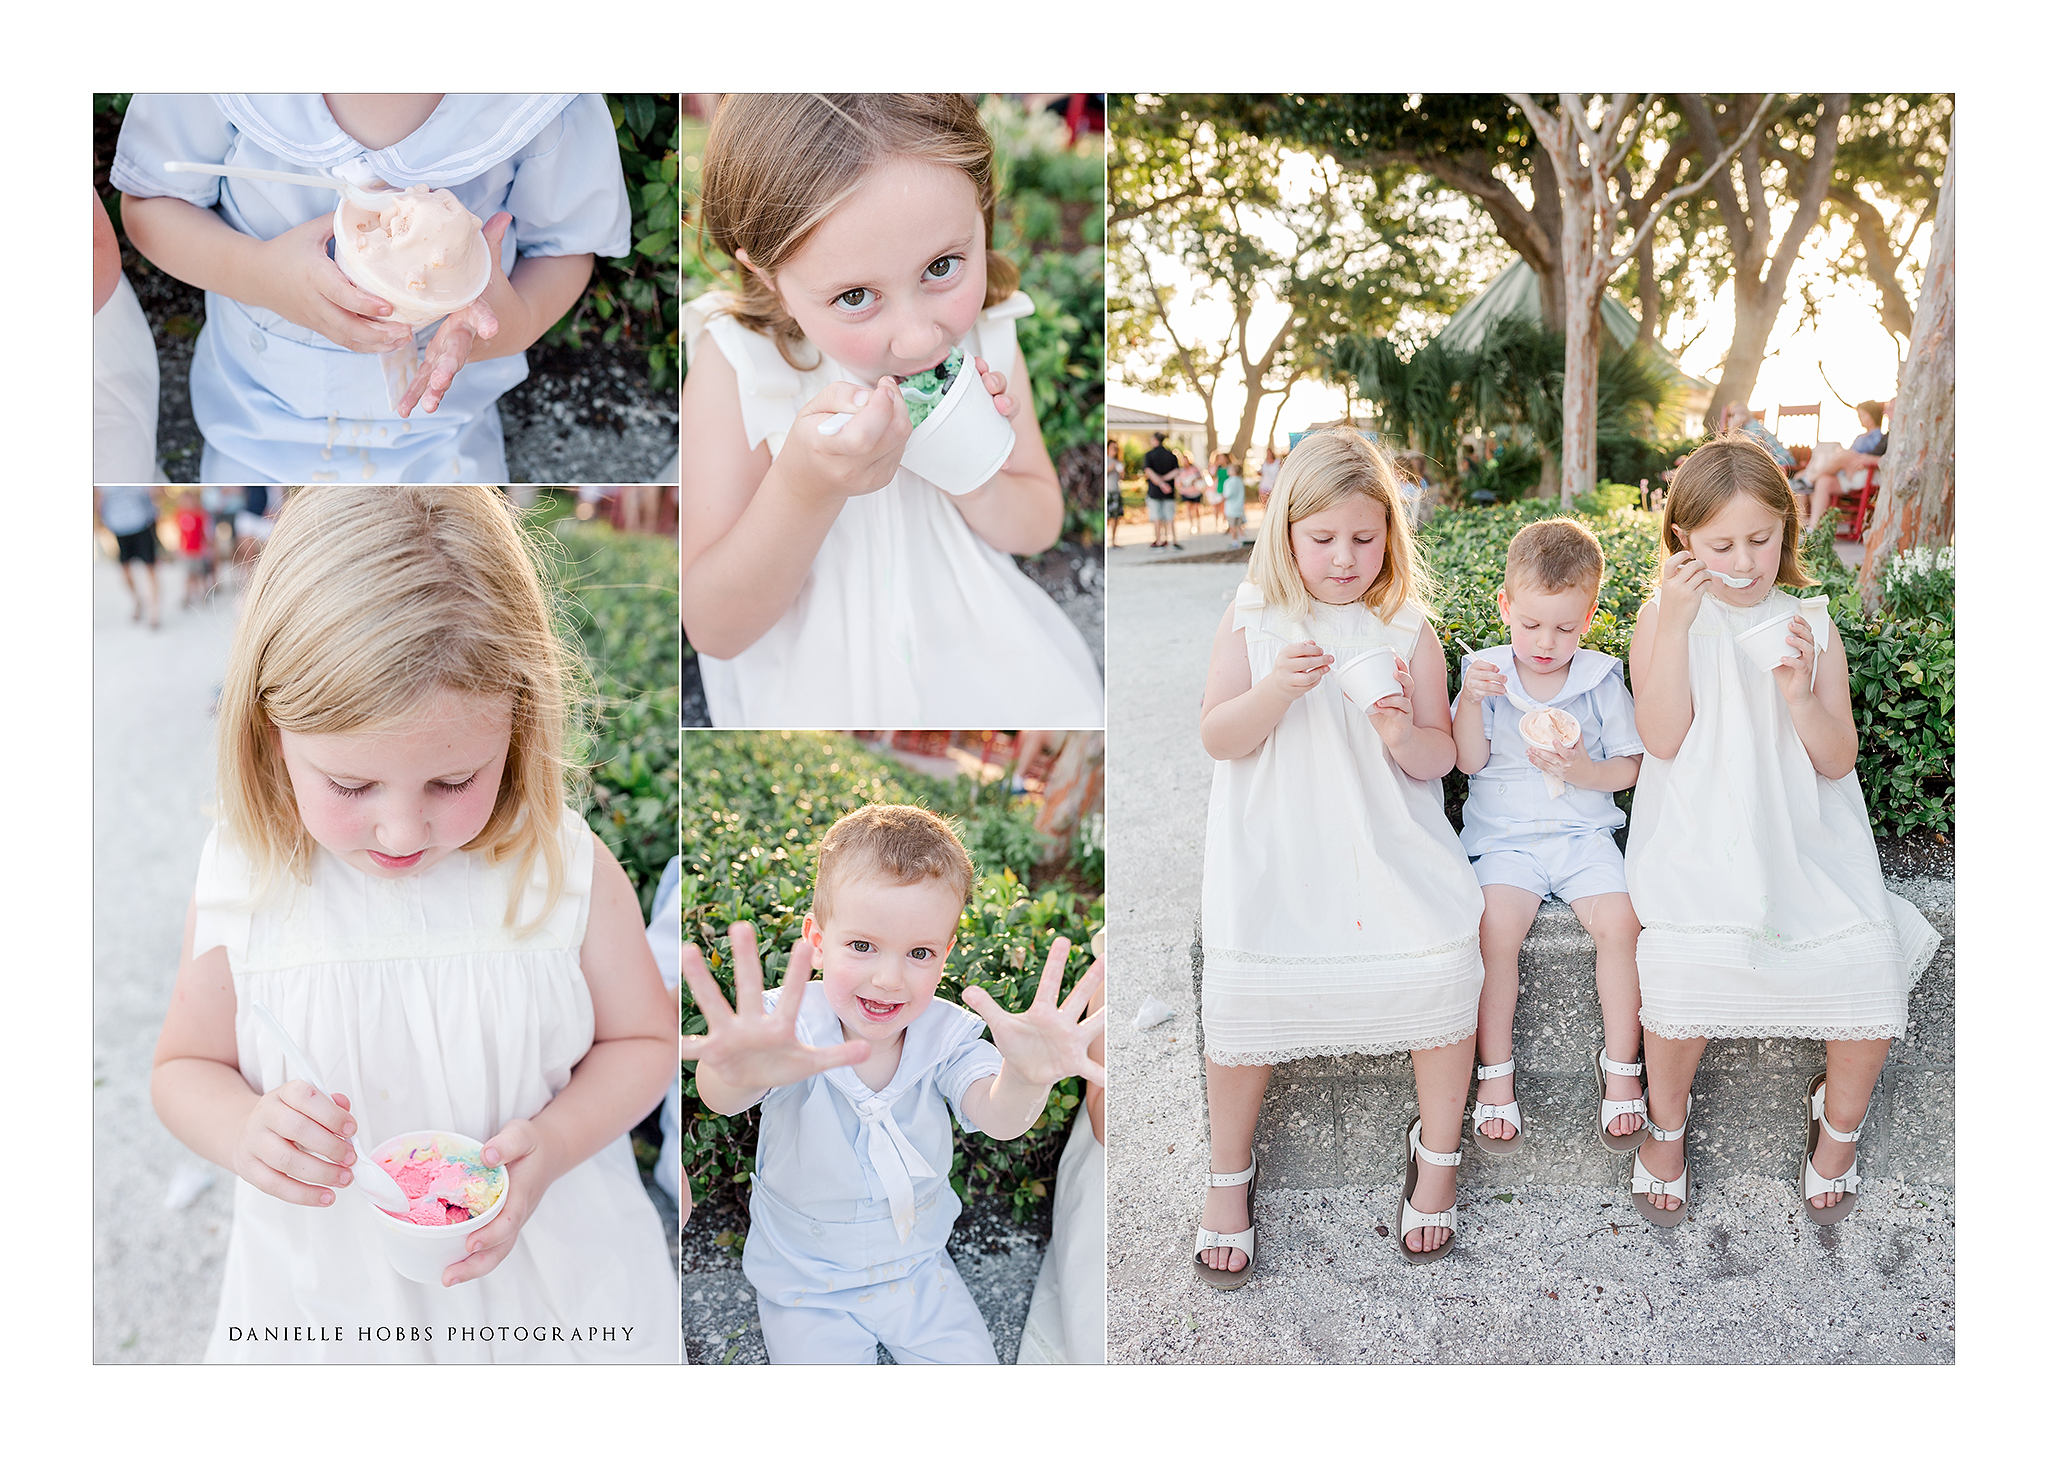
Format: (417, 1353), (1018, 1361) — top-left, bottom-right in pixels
(1454, 646), (1646, 853)
(111, 94), (630, 484)
(743, 984), (1004, 1284)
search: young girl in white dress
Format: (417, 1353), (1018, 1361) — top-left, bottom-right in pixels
(680, 94), (1103, 728)
(1625, 435), (1938, 1228)
(1194, 429), (1485, 1279)
(151, 486), (679, 1362)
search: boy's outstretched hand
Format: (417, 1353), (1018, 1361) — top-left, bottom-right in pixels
(962, 937), (1108, 1088)
(681, 922), (868, 1110)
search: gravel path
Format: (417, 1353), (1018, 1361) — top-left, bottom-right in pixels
(90, 550), (678, 1363)
(1103, 556), (1956, 1365)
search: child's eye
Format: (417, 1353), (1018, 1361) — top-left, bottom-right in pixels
(924, 255), (964, 281)
(909, 947), (934, 960)
(328, 780), (371, 799)
(433, 774), (478, 795)
(832, 287), (874, 313)
(849, 939), (874, 953)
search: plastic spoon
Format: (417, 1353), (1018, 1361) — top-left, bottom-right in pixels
(249, 1002), (410, 1214)
(163, 160), (395, 209)
(1456, 639), (1541, 712)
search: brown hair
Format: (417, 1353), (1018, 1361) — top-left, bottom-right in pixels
(1856, 399), (1885, 429)
(698, 94), (1020, 369)
(1660, 432), (1814, 589)
(215, 486), (577, 929)
(1504, 518), (1605, 601)
(812, 803), (975, 928)
(1246, 426), (1435, 623)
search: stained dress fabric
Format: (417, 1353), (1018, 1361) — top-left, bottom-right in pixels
(1200, 581), (1484, 1063)
(111, 94), (629, 484)
(190, 809), (678, 1363)
(682, 291), (1104, 728)
(1624, 588), (1938, 1039)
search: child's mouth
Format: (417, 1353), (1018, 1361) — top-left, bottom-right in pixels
(368, 849), (426, 870)
(856, 996), (904, 1022)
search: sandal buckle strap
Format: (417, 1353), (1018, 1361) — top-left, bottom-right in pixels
(1194, 1226), (1255, 1255)
(1207, 1159), (1256, 1187)
(1599, 1047), (1644, 1078)
(1474, 1058), (1516, 1082)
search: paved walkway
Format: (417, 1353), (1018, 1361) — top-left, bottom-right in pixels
(90, 548), (678, 1363)
(1104, 557), (1955, 1364)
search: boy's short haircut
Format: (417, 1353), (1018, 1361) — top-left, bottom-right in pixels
(813, 804), (976, 926)
(1504, 518), (1606, 600)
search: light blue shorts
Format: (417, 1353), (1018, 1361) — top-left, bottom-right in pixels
(1470, 832), (1627, 904)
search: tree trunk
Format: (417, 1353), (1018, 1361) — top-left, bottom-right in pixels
(1708, 271), (1773, 425)
(1634, 228), (1660, 350)
(1859, 136), (1954, 602)
(1530, 144), (1566, 330)
(1560, 266), (1603, 507)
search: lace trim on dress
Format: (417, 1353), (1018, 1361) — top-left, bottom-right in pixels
(1206, 1023), (1478, 1065)
(1207, 935), (1479, 966)
(1640, 1019), (1904, 1042)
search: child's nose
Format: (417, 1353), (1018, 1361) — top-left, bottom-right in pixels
(894, 314), (950, 366)
(373, 806), (430, 855)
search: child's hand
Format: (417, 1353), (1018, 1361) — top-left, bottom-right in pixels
(253, 214), (416, 354)
(1270, 640), (1334, 700)
(783, 378), (913, 503)
(961, 938), (1108, 1088)
(972, 355), (1019, 419)
(234, 1081), (359, 1207)
(1771, 614), (1818, 705)
(394, 214), (510, 418)
(436, 1117), (547, 1287)
(1460, 656), (1508, 703)
(679, 923), (870, 1091)
(1366, 655), (1416, 749)
(1659, 550), (1714, 630)
(1527, 739), (1588, 784)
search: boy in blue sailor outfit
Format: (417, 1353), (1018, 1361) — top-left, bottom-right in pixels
(1450, 519), (1652, 1159)
(682, 804), (1105, 1364)
(111, 94), (630, 484)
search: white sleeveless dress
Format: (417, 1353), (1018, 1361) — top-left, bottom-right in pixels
(1201, 582), (1485, 1063)
(1624, 589), (1939, 1040)
(191, 809), (678, 1363)
(682, 290), (1104, 728)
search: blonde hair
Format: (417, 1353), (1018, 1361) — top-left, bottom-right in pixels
(812, 803), (974, 929)
(1246, 427), (1434, 622)
(1505, 518), (1605, 601)
(1662, 432), (1815, 590)
(215, 486), (577, 927)
(698, 93), (1020, 369)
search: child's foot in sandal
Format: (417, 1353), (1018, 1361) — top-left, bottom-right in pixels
(1197, 1180), (1251, 1272)
(1630, 1092), (1692, 1225)
(1802, 1073), (1867, 1223)
(1471, 1056), (1523, 1152)
(1595, 1046), (1647, 1151)
(1193, 1159), (1257, 1286)
(1401, 1119), (1460, 1260)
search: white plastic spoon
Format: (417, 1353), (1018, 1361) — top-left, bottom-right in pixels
(1456, 639), (1540, 712)
(249, 1002), (410, 1214)
(163, 160), (395, 209)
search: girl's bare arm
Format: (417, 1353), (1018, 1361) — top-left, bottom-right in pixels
(1198, 603), (1320, 761)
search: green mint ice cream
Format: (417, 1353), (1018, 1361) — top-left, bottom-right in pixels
(899, 347), (966, 429)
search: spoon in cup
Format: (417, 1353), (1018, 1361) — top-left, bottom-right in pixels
(249, 1002), (410, 1215)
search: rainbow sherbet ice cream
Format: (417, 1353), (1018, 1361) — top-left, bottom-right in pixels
(375, 1133), (506, 1226)
(899, 347), (966, 429)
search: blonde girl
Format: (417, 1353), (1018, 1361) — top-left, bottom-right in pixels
(151, 485), (679, 1363)
(1192, 428), (1484, 1282)
(680, 94), (1103, 729)
(1624, 435), (1938, 1229)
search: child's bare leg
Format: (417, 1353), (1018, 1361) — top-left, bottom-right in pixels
(1810, 1038), (1890, 1209)
(1572, 891), (1644, 1138)
(1407, 1035), (1476, 1252)
(1476, 884), (1541, 1140)
(1639, 1031), (1706, 1209)
(1199, 1057), (1272, 1271)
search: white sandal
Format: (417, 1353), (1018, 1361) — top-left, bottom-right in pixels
(1630, 1092), (1694, 1228)
(1595, 1046), (1650, 1152)
(1470, 1056), (1523, 1154)
(1398, 1117), (1461, 1265)
(1802, 1073), (1868, 1226)
(1192, 1154), (1258, 1290)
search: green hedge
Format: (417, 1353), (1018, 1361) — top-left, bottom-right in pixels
(679, 732), (1103, 1231)
(542, 521), (680, 916)
(1418, 497), (1953, 839)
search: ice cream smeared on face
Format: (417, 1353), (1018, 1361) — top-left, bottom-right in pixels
(375, 1133), (504, 1226)
(899, 347), (966, 429)
(336, 185), (490, 324)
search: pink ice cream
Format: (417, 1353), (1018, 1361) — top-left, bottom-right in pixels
(375, 1133), (505, 1227)
(336, 186), (492, 326)
(1518, 706), (1581, 751)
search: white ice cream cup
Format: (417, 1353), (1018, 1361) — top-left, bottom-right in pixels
(367, 1129), (509, 1285)
(1518, 705), (1582, 750)
(1734, 611), (1801, 673)
(1333, 646), (1402, 706)
(898, 358), (1017, 495)
(331, 196), (492, 330)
